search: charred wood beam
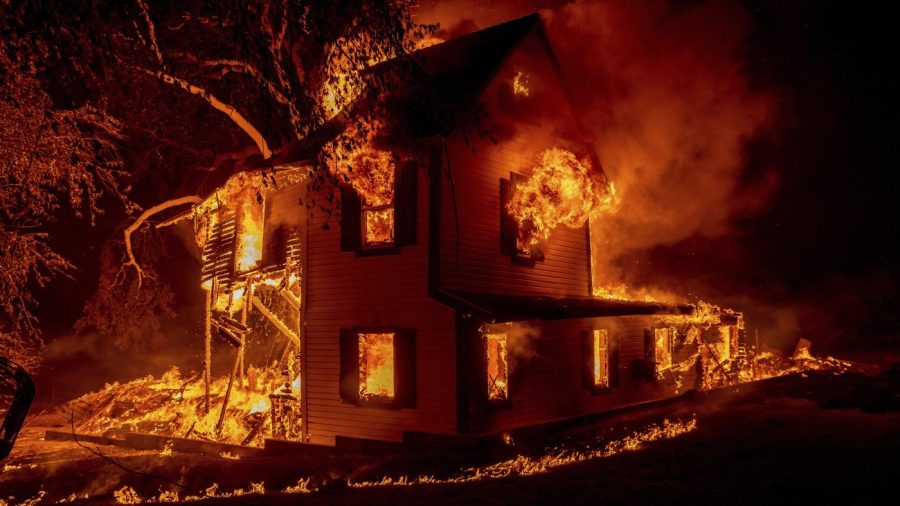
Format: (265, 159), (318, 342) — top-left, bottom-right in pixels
(252, 296), (300, 348)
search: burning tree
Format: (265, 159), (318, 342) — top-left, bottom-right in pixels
(0, 0), (434, 348)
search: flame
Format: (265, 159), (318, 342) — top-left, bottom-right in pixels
(347, 418), (698, 487)
(236, 200), (264, 272)
(61, 366), (279, 447)
(507, 148), (617, 249)
(345, 145), (396, 207)
(593, 329), (609, 388)
(364, 207), (395, 246)
(359, 333), (395, 400)
(513, 71), (530, 97)
(486, 333), (509, 401)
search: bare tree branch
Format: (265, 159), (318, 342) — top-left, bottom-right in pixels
(137, 67), (273, 159)
(124, 195), (202, 288)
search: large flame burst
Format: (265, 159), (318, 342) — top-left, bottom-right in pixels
(345, 146), (395, 206)
(507, 148), (617, 247)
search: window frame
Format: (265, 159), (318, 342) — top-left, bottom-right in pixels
(340, 161), (417, 257)
(359, 198), (396, 251)
(500, 173), (544, 266)
(484, 331), (512, 407)
(583, 328), (619, 393)
(339, 327), (416, 409)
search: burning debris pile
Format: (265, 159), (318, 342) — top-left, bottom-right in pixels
(650, 303), (852, 393)
(60, 365), (294, 447)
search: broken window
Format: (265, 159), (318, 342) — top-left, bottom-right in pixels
(593, 329), (610, 388)
(485, 332), (509, 402)
(358, 333), (395, 401)
(654, 328), (674, 370)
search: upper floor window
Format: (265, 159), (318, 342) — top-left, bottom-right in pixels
(500, 173), (543, 265)
(341, 162), (417, 256)
(361, 197), (395, 249)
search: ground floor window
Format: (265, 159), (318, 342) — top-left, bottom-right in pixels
(593, 329), (610, 388)
(340, 328), (416, 408)
(654, 327), (674, 370)
(358, 332), (395, 401)
(485, 332), (509, 402)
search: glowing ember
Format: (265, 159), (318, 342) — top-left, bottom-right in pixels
(61, 367), (278, 446)
(359, 333), (395, 400)
(486, 333), (509, 401)
(347, 418), (698, 487)
(507, 148), (617, 249)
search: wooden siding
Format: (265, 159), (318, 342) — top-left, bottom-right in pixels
(439, 31), (592, 298)
(304, 166), (458, 446)
(471, 315), (695, 434)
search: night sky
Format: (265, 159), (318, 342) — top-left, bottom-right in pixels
(32, 0), (900, 403)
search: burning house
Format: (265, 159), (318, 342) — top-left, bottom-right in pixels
(147, 14), (750, 449)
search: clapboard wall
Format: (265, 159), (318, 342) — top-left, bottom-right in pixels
(438, 29), (593, 298)
(303, 165), (458, 446)
(470, 315), (689, 434)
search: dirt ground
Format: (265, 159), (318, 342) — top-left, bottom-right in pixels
(2, 366), (899, 505)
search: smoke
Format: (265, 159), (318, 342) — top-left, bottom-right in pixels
(536, 1), (780, 293)
(484, 321), (542, 369)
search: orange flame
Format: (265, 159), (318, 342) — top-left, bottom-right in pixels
(236, 200), (264, 272)
(486, 333), (509, 401)
(507, 148), (617, 249)
(359, 333), (395, 400)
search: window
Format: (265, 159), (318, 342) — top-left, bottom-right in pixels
(339, 328), (415, 408)
(583, 329), (618, 391)
(593, 329), (610, 389)
(485, 332), (509, 402)
(340, 163), (417, 256)
(361, 199), (395, 249)
(500, 174), (543, 264)
(358, 333), (395, 401)
(654, 328), (673, 370)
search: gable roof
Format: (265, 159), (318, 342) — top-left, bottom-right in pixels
(268, 14), (546, 166)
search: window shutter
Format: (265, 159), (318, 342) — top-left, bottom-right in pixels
(339, 329), (359, 404)
(394, 328), (417, 408)
(610, 337), (621, 387)
(340, 186), (361, 252)
(395, 163), (418, 247)
(581, 330), (593, 389)
(499, 178), (515, 255)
